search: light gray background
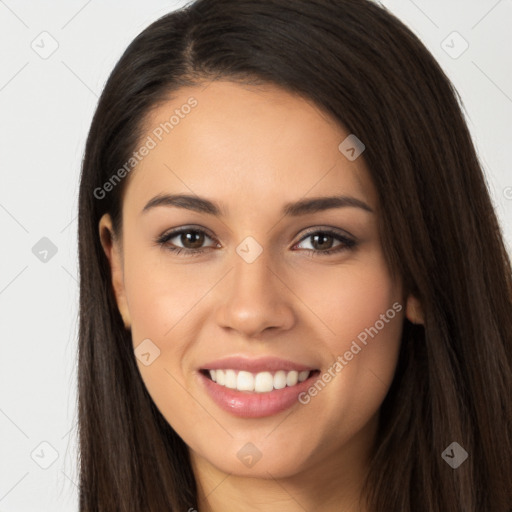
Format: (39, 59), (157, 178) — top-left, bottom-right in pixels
(0, 1), (510, 510)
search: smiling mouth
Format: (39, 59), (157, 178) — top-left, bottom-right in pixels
(200, 368), (321, 393)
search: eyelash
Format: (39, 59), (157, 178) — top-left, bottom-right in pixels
(155, 226), (357, 258)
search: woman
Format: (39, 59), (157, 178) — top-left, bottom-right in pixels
(77, 0), (512, 510)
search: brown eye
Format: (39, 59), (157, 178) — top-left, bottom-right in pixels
(309, 233), (335, 251)
(156, 227), (218, 256)
(294, 228), (357, 256)
(179, 230), (206, 249)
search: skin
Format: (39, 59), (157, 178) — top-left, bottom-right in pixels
(99, 80), (424, 511)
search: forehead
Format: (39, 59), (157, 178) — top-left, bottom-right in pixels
(124, 80), (377, 217)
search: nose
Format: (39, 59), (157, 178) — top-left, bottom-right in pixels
(214, 247), (296, 338)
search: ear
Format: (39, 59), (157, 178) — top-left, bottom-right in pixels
(98, 213), (131, 330)
(405, 294), (424, 325)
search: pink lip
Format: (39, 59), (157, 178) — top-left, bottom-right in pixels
(197, 370), (319, 418)
(199, 355), (317, 373)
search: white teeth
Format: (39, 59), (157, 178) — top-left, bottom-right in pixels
(273, 370), (287, 389)
(225, 369), (237, 389)
(286, 370), (298, 386)
(237, 371), (254, 391)
(298, 370), (310, 382)
(254, 371), (274, 392)
(207, 369), (313, 392)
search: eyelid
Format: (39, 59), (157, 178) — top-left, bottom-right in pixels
(295, 225), (356, 241)
(158, 225), (219, 247)
(292, 227), (357, 252)
(156, 224), (357, 257)
(158, 225), (355, 245)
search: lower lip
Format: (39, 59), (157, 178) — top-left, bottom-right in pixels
(198, 370), (319, 418)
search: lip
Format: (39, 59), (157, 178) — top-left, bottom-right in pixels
(196, 356), (321, 418)
(197, 369), (320, 418)
(199, 355), (317, 373)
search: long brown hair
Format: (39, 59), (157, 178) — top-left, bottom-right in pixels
(77, 0), (512, 510)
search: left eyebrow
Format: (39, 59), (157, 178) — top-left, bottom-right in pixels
(282, 195), (373, 216)
(141, 193), (374, 217)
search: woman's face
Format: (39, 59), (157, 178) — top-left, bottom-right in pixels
(100, 80), (408, 485)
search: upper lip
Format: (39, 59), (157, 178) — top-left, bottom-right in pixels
(200, 356), (318, 373)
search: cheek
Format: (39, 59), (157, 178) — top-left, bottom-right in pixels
(292, 255), (404, 422)
(123, 254), (206, 426)
(122, 240), (207, 342)
(291, 254), (402, 352)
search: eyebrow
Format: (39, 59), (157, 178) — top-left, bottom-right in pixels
(141, 193), (374, 217)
